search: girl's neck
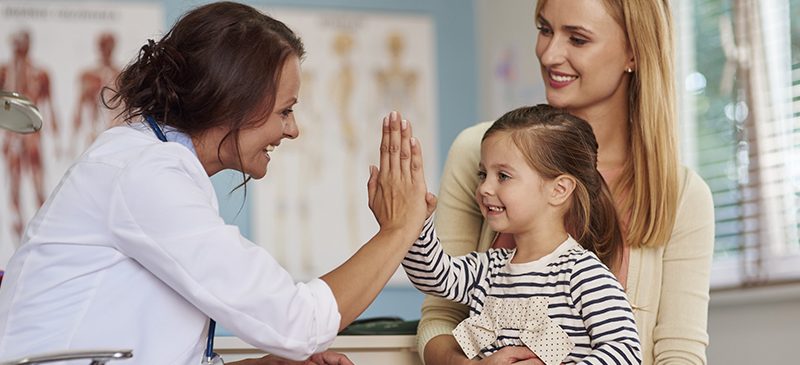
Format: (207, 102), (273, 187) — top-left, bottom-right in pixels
(510, 227), (569, 264)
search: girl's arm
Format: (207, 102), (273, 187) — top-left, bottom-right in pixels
(403, 217), (491, 305)
(324, 113), (430, 330)
(571, 256), (642, 365)
(417, 122), (492, 364)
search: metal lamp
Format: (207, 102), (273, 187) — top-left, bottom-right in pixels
(0, 91), (43, 134)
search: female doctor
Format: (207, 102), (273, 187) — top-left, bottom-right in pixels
(0, 2), (432, 364)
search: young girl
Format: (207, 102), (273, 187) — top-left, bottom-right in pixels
(403, 105), (640, 365)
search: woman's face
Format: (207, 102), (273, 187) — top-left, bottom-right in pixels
(234, 56), (301, 179)
(535, 0), (633, 114)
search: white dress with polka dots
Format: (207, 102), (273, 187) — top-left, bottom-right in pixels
(403, 218), (641, 365)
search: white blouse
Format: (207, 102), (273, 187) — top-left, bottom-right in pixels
(0, 124), (340, 364)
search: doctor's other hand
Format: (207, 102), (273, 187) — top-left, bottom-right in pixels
(229, 351), (354, 365)
(367, 111), (429, 235)
(306, 351), (355, 365)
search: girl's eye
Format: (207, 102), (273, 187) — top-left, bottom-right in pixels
(477, 170), (487, 181)
(498, 172), (511, 181)
(570, 36), (588, 46)
(280, 109), (294, 118)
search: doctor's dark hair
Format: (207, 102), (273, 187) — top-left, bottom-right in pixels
(106, 1), (304, 178)
(483, 105), (624, 270)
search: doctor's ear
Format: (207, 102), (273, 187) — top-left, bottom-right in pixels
(549, 175), (576, 206)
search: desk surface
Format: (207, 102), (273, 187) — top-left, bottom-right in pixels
(216, 335), (417, 350)
(216, 335), (422, 365)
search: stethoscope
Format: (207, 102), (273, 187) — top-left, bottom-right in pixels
(145, 115), (224, 365)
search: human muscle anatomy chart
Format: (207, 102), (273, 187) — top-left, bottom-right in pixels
(0, 2), (163, 267)
(253, 8), (438, 284)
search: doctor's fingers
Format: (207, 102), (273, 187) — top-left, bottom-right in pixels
(306, 351), (355, 365)
(387, 111), (404, 179)
(409, 134), (427, 189)
(379, 115), (390, 179)
(367, 165), (379, 209)
(399, 116), (412, 178)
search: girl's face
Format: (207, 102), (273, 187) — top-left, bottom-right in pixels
(535, 0), (633, 115)
(476, 133), (550, 235)
(233, 56), (301, 179)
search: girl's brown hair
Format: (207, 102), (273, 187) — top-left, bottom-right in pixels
(106, 1), (304, 176)
(535, 0), (679, 248)
(484, 105), (624, 270)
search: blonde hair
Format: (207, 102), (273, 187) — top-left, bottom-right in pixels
(534, 0), (678, 248)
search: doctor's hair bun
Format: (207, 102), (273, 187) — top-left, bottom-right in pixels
(105, 1), (304, 140)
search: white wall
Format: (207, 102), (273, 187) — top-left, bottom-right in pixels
(474, 0), (546, 121)
(707, 284), (800, 363)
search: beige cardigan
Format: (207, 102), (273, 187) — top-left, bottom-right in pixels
(417, 122), (715, 365)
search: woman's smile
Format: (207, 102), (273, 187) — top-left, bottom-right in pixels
(547, 69), (579, 89)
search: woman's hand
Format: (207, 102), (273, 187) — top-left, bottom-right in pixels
(477, 347), (544, 365)
(424, 339), (542, 365)
(367, 111), (429, 234)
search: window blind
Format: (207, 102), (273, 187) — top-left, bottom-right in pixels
(677, 0), (800, 288)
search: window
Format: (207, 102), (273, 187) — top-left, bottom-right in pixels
(676, 0), (800, 289)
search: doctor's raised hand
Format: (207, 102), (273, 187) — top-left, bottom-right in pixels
(245, 116), (430, 365)
(0, 2), (430, 365)
(325, 110), (431, 329)
(368, 112), (435, 232)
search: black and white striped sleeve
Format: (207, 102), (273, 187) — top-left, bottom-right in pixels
(402, 217), (489, 306)
(570, 255), (642, 365)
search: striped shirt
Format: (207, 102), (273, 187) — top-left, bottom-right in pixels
(403, 218), (642, 365)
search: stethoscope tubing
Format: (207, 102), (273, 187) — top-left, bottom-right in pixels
(144, 115), (219, 363)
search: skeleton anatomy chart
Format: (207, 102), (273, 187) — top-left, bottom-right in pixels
(0, 2), (163, 267)
(252, 7), (438, 284)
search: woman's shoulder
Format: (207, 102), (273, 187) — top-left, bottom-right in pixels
(676, 165), (714, 211)
(441, 121), (494, 180)
(449, 121), (493, 151)
(661, 166), (716, 250)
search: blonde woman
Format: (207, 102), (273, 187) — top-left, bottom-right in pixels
(418, 1), (715, 364)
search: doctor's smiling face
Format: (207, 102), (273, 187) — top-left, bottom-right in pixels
(233, 56), (301, 179)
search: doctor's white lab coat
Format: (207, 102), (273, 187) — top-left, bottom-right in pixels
(0, 124), (341, 364)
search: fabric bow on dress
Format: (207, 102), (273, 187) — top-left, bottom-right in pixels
(452, 296), (574, 365)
